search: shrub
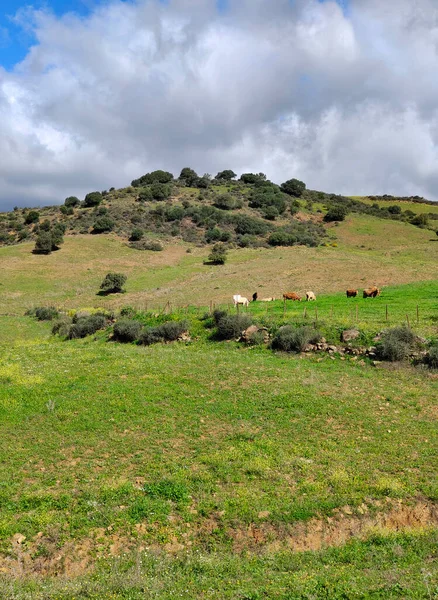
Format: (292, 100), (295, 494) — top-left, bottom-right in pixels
(100, 273), (127, 294)
(34, 306), (59, 321)
(179, 167), (199, 187)
(60, 205), (74, 215)
(33, 231), (53, 254)
(280, 178), (306, 197)
(425, 344), (438, 369)
(24, 210), (39, 225)
(51, 318), (71, 337)
(39, 219), (51, 232)
(138, 320), (188, 345)
(410, 214), (429, 228)
(129, 240), (163, 251)
(272, 325), (322, 352)
(131, 170), (173, 187)
(83, 192), (103, 207)
(151, 183), (172, 200)
(130, 228), (144, 241)
(138, 187), (153, 202)
(207, 243), (227, 265)
(213, 193), (239, 210)
(324, 206), (348, 222)
(262, 206), (279, 220)
(375, 326), (417, 362)
(113, 319), (143, 343)
(68, 314), (107, 339)
(215, 313), (252, 340)
(240, 173), (267, 184)
(64, 196), (80, 207)
(92, 216), (115, 233)
(216, 169), (237, 181)
(233, 214), (269, 235)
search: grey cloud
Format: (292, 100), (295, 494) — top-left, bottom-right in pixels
(0, 0), (438, 210)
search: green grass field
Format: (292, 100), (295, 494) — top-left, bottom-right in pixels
(0, 212), (437, 598)
(350, 196), (438, 216)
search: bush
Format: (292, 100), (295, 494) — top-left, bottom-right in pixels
(216, 170), (237, 181)
(24, 210), (39, 225)
(280, 178), (306, 197)
(34, 306), (59, 321)
(272, 325), (322, 352)
(130, 228), (144, 241)
(60, 205), (74, 215)
(64, 196), (80, 207)
(83, 192), (103, 207)
(129, 239), (163, 251)
(151, 183), (172, 200)
(214, 313), (252, 340)
(138, 187), (153, 202)
(93, 216), (115, 233)
(179, 167), (199, 187)
(425, 344), (438, 369)
(375, 326), (417, 362)
(113, 319), (143, 343)
(240, 173), (267, 185)
(131, 170), (173, 187)
(213, 193), (239, 210)
(207, 243), (227, 265)
(138, 320), (188, 345)
(33, 231), (53, 254)
(324, 206), (348, 222)
(68, 314), (107, 339)
(51, 318), (71, 337)
(100, 272), (127, 294)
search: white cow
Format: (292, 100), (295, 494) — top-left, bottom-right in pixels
(259, 297), (276, 302)
(306, 291), (316, 301)
(233, 294), (249, 307)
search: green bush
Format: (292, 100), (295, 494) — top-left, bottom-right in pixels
(131, 170), (173, 187)
(130, 228), (144, 241)
(214, 313), (252, 340)
(280, 178), (306, 197)
(375, 326), (417, 362)
(207, 243), (227, 265)
(179, 167), (199, 187)
(93, 216), (115, 233)
(24, 210), (39, 224)
(68, 314), (107, 339)
(324, 206), (348, 222)
(64, 196), (80, 207)
(33, 231), (53, 254)
(83, 192), (103, 207)
(34, 306), (59, 321)
(113, 319), (143, 343)
(138, 187), (153, 202)
(60, 205), (74, 215)
(151, 183), (172, 200)
(51, 318), (71, 337)
(216, 170), (237, 181)
(213, 193), (239, 210)
(100, 272), (127, 294)
(272, 325), (322, 352)
(138, 320), (188, 345)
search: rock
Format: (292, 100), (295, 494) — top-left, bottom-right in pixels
(240, 325), (269, 345)
(327, 345), (338, 352)
(341, 329), (360, 343)
(320, 337), (327, 344)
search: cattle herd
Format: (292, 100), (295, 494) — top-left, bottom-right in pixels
(232, 286), (380, 306)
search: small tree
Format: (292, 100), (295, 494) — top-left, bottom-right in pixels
(64, 196), (80, 207)
(84, 191), (103, 207)
(216, 169), (237, 181)
(24, 210), (39, 225)
(34, 231), (53, 254)
(151, 183), (171, 200)
(130, 228), (144, 241)
(207, 243), (227, 265)
(138, 187), (153, 202)
(92, 216), (115, 233)
(179, 167), (199, 187)
(240, 173), (267, 185)
(324, 206), (347, 222)
(280, 178), (306, 197)
(100, 273), (127, 294)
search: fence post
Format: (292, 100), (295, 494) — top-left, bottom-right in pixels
(303, 306), (307, 319)
(355, 305), (358, 323)
(406, 314), (410, 328)
(416, 305), (419, 324)
(315, 306), (318, 322)
(386, 304), (388, 322)
(209, 300), (213, 314)
(283, 299), (286, 317)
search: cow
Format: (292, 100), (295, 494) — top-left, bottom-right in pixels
(259, 297), (275, 302)
(346, 289), (358, 298)
(283, 292), (301, 301)
(233, 294), (249, 307)
(252, 292), (258, 302)
(306, 291), (316, 301)
(363, 286), (380, 298)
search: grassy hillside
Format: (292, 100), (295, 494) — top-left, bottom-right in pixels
(0, 181), (437, 598)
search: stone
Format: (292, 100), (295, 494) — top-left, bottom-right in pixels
(341, 328), (360, 343)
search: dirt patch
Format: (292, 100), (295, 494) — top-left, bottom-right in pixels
(228, 498), (438, 553)
(1, 499), (436, 577)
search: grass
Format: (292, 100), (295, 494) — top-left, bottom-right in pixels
(351, 195), (438, 215)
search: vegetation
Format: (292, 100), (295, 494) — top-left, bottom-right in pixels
(83, 191), (103, 207)
(272, 325), (322, 352)
(207, 242), (228, 264)
(99, 272), (127, 294)
(375, 325), (419, 362)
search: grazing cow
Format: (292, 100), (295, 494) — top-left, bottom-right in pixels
(363, 286), (380, 298)
(283, 292), (301, 301)
(306, 291), (316, 301)
(259, 297), (275, 302)
(346, 289), (358, 298)
(252, 292), (258, 302)
(233, 294), (249, 307)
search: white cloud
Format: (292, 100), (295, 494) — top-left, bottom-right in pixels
(1, 0), (438, 209)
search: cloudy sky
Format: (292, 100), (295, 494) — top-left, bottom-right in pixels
(1, 0), (438, 210)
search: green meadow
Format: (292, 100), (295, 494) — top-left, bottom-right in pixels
(0, 210), (437, 598)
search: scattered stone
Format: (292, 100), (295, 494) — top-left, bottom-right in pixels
(341, 329), (360, 343)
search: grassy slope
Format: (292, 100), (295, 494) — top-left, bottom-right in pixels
(350, 196), (438, 215)
(1, 213), (437, 316)
(0, 212), (437, 598)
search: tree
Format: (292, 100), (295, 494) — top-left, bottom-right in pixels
(280, 178), (306, 197)
(84, 191), (103, 207)
(179, 167), (199, 187)
(24, 210), (39, 225)
(64, 196), (80, 207)
(216, 170), (237, 181)
(151, 183), (171, 200)
(207, 243), (227, 265)
(131, 170), (173, 187)
(130, 228), (144, 241)
(34, 231), (53, 254)
(324, 206), (347, 222)
(240, 173), (267, 185)
(138, 187), (153, 202)
(100, 272), (127, 294)
(33, 222), (65, 254)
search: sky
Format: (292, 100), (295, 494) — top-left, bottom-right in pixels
(1, 0), (438, 210)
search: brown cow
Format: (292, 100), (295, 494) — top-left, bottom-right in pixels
(346, 289), (358, 298)
(363, 286), (380, 298)
(283, 292), (301, 301)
